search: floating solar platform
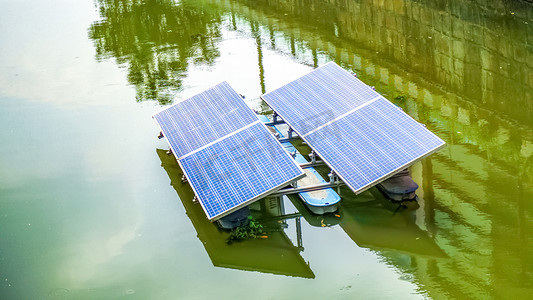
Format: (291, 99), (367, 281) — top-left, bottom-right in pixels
(154, 82), (305, 221)
(261, 62), (445, 194)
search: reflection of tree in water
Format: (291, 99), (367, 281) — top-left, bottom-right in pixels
(89, 0), (222, 104)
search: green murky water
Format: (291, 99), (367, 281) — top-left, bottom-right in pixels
(1, 0), (532, 298)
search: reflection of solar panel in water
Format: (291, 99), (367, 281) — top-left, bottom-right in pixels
(261, 62), (445, 194)
(154, 82), (304, 220)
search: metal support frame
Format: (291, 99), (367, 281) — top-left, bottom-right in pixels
(328, 170), (341, 194)
(278, 136), (301, 143)
(287, 127), (294, 139)
(261, 212), (301, 222)
(298, 160), (326, 169)
(296, 217), (303, 251)
(260, 212), (304, 252)
(272, 111), (279, 123)
(269, 181), (345, 197)
(309, 150), (318, 164)
(263, 120), (285, 126)
(262, 112), (345, 197)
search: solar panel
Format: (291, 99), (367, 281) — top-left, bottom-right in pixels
(154, 82), (305, 220)
(261, 62), (445, 194)
(262, 62), (380, 135)
(153, 81), (258, 158)
(305, 98), (444, 192)
(180, 122), (305, 220)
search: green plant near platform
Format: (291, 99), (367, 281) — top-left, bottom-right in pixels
(226, 216), (265, 244)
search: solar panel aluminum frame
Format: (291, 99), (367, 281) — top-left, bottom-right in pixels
(150, 82), (229, 162)
(262, 96), (444, 194)
(152, 83), (305, 221)
(260, 62), (381, 135)
(352, 114), (443, 194)
(151, 81), (259, 159)
(171, 121), (305, 221)
(179, 162), (305, 221)
(260, 69), (445, 195)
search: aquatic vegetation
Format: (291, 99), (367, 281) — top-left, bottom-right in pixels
(227, 216), (266, 244)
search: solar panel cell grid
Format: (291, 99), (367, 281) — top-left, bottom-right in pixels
(154, 81), (305, 221)
(261, 62), (445, 194)
(153, 82), (258, 158)
(305, 98), (445, 192)
(180, 122), (304, 220)
(261, 62), (379, 135)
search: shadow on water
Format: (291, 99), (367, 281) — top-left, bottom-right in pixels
(157, 148), (450, 279)
(156, 149), (315, 279)
(339, 189), (447, 258)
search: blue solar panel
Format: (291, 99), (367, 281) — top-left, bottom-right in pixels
(261, 62), (445, 194)
(154, 82), (305, 220)
(262, 62), (380, 135)
(153, 82), (258, 158)
(305, 98), (444, 193)
(180, 122), (304, 220)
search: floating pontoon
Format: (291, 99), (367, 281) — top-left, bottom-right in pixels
(258, 114), (341, 214)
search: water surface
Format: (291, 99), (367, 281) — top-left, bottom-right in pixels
(1, 0), (532, 299)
